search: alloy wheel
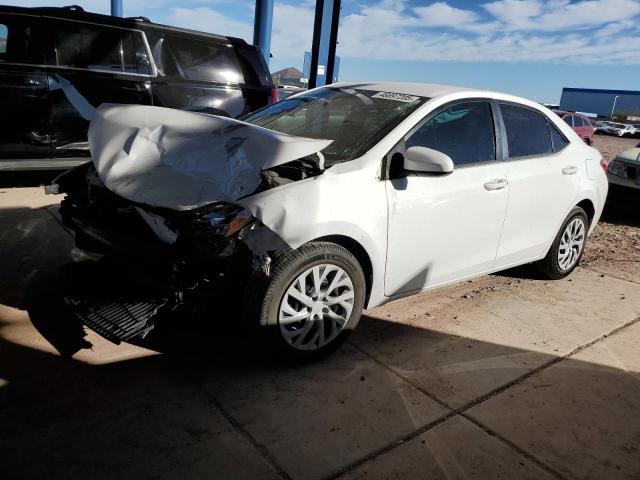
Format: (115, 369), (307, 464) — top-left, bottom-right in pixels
(278, 264), (354, 351)
(557, 217), (586, 271)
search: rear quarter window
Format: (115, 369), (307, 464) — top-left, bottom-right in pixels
(500, 103), (553, 158)
(0, 14), (42, 64)
(549, 122), (568, 152)
(0, 24), (6, 55)
(168, 36), (245, 84)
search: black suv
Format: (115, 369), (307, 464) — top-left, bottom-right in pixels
(0, 5), (275, 170)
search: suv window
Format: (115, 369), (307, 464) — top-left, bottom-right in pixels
(168, 36), (245, 84)
(0, 15), (42, 64)
(563, 116), (572, 126)
(500, 103), (552, 158)
(51, 20), (150, 74)
(574, 116), (584, 127)
(406, 101), (496, 166)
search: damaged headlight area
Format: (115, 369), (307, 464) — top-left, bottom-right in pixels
(156, 202), (257, 264)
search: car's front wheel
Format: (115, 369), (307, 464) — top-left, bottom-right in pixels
(246, 241), (366, 362)
(535, 206), (589, 279)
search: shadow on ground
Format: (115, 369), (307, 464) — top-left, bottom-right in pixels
(601, 185), (640, 228)
(1, 292), (640, 479)
(0, 171), (60, 188)
(1, 197), (640, 479)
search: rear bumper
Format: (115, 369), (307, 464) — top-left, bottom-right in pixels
(607, 173), (640, 190)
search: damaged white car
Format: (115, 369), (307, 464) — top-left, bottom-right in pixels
(51, 82), (609, 361)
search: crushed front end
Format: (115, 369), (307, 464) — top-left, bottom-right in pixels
(51, 162), (283, 344)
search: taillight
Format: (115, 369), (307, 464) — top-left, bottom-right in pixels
(600, 159), (608, 171)
(271, 87), (278, 104)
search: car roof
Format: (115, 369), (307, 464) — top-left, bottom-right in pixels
(328, 81), (545, 108)
(330, 81), (476, 98)
(0, 5), (244, 45)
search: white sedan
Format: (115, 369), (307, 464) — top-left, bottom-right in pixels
(55, 82), (609, 361)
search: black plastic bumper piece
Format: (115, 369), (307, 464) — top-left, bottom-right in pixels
(63, 296), (165, 344)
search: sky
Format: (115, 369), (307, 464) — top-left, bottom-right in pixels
(8, 0), (640, 103)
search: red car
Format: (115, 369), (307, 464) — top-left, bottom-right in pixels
(562, 113), (596, 145)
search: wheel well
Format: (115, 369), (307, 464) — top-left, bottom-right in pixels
(576, 199), (595, 225)
(314, 235), (373, 308)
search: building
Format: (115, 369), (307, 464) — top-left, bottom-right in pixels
(559, 87), (640, 119)
(271, 67), (304, 87)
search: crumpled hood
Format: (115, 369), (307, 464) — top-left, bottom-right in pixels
(88, 104), (333, 210)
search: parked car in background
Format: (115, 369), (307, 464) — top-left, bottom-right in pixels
(594, 121), (608, 133)
(275, 85), (306, 102)
(597, 122), (638, 137)
(53, 82), (608, 361)
(607, 141), (640, 190)
(562, 113), (596, 145)
(0, 5), (274, 171)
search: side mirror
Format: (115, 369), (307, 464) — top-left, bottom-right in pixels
(404, 146), (454, 174)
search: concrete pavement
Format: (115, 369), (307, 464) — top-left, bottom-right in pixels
(1, 184), (639, 480)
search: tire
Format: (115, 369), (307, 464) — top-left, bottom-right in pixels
(535, 206), (589, 280)
(245, 241), (366, 363)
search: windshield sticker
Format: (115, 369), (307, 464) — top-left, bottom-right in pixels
(371, 91), (420, 103)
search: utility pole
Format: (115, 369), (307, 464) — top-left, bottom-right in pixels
(611, 95), (619, 118)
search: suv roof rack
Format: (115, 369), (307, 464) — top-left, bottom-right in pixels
(126, 16), (151, 23)
(61, 5), (85, 11)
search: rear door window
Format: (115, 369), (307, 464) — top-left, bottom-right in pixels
(563, 116), (573, 126)
(574, 116), (584, 127)
(0, 14), (42, 64)
(500, 103), (552, 158)
(50, 20), (150, 74)
(168, 35), (245, 84)
(406, 101), (496, 166)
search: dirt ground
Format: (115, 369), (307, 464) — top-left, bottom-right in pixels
(581, 135), (640, 279)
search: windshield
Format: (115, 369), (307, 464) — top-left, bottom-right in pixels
(242, 87), (429, 164)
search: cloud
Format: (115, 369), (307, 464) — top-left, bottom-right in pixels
(155, 0), (640, 66)
(168, 7), (253, 41)
(335, 0), (640, 64)
(484, 0), (640, 31)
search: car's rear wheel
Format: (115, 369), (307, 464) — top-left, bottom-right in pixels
(535, 206), (588, 279)
(246, 241), (366, 362)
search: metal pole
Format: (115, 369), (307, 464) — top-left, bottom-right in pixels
(111, 0), (123, 17)
(611, 95), (619, 118)
(308, 0), (324, 89)
(253, 0), (274, 65)
(324, 0), (341, 85)
(309, 0), (341, 89)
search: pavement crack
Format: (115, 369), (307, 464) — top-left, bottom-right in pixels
(340, 315), (640, 480)
(189, 377), (293, 480)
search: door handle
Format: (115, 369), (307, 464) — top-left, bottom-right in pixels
(122, 82), (151, 92)
(484, 178), (508, 191)
(562, 165), (578, 175)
